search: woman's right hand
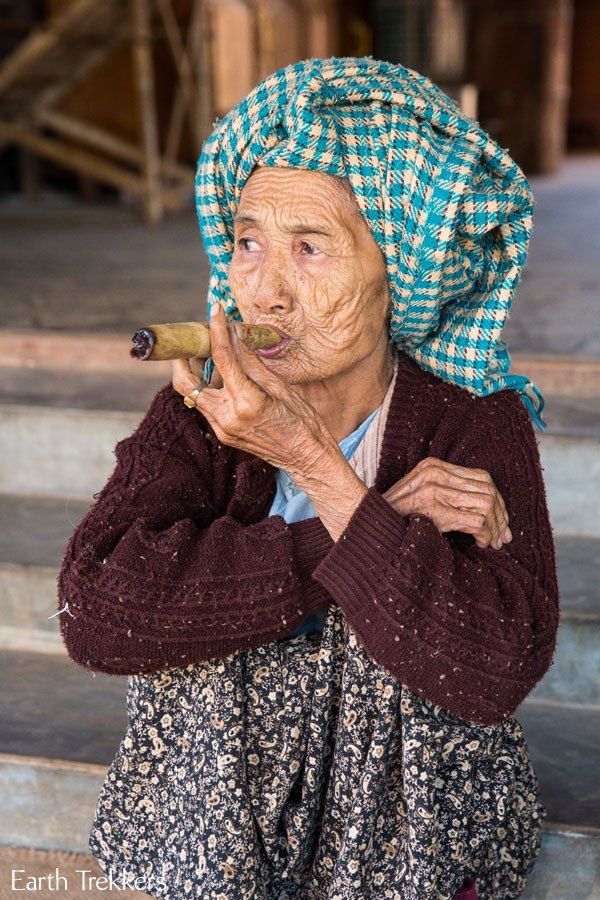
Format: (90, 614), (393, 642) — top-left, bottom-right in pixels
(382, 456), (512, 550)
(171, 354), (224, 397)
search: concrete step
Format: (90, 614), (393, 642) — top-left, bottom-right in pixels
(517, 699), (600, 831)
(0, 836), (596, 900)
(0, 649), (598, 877)
(540, 434), (600, 537)
(0, 649), (127, 852)
(0, 360), (167, 499)
(531, 536), (600, 706)
(0, 329), (172, 379)
(518, 698), (600, 897)
(3, 328), (599, 398)
(0, 650), (127, 766)
(1, 353), (599, 422)
(520, 824), (600, 899)
(531, 612), (600, 706)
(0, 403), (140, 499)
(539, 393), (600, 439)
(0, 366), (165, 499)
(0, 364), (168, 411)
(1, 494), (598, 699)
(0, 376), (598, 536)
(0, 493), (90, 651)
(0, 755), (109, 854)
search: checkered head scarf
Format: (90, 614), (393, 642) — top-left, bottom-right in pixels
(195, 56), (546, 430)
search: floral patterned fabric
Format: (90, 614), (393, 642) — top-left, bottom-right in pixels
(89, 350), (545, 896)
(89, 598), (545, 899)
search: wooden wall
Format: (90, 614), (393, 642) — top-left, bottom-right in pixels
(41, 0), (349, 165)
(568, 0), (600, 148)
(45, 0), (193, 161)
(466, 0), (574, 174)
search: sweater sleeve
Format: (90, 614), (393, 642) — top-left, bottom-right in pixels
(57, 384), (333, 676)
(311, 389), (560, 725)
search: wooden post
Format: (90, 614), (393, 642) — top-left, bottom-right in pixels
(164, 0), (209, 159)
(34, 108), (193, 183)
(466, 0), (574, 174)
(155, 0), (202, 158)
(18, 149), (41, 202)
(194, 0), (214, 147)
(129, 0), (163, 223)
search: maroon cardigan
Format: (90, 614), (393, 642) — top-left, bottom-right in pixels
(57, 350), (559, 725)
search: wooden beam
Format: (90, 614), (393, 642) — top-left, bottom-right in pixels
(194, 0), (215, 145)
(164, 0), (207, 160)
(0, 0), (127, 103)
(156, 0), (201, 157)
(0, 120), (149, 196)
(129, 0), (163, 224)
(34, 108), (194, 184)
(0, 121), (190, 214)
(31, 23), (130, 116)
(0, 0), (100, 95)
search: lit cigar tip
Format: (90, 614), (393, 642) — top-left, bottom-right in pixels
(131, 328), (156, 360)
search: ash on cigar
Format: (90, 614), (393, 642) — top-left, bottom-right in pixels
(130, 328), (155, 360)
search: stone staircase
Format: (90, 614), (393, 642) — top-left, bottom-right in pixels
(0, 339), (599, 898)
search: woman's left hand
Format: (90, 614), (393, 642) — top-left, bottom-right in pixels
(382, 456), (512, 550)
(171, 303), (336, 472)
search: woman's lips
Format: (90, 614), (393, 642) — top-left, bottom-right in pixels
(255, 335), (293, 358)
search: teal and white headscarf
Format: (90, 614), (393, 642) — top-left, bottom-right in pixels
(195, 55), (546, 430)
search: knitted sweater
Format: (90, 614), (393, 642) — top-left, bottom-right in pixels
(274, 402), (380, 637)
(57, 350), (559, 725)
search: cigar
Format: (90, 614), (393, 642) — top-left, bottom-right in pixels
(130, 321), (283, 361)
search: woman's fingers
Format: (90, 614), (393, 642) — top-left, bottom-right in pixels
(208, 365), (224, 388)
(208, 303), (254, 396)
(441, 508), (498, 548)
(436, 485), (508, 547)
(385, 457), (511, 549)
(385, 487), (492, 546)
(393, 457), (485, 491)
(435, 459), (511, 544)
(489, 488), (510, 548)
(189, 355), (206, 381)
(392, 466), (494, 503)
(395, 461), (505, 511)
(495, 488), (510, 536)
(426, 458), (497, 483)
(171, 357), (202, 396)
(433, 490), (506, 548)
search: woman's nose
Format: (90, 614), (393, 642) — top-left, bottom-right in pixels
(251, 263), (293, 314)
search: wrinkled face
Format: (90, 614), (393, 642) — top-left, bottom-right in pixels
(228, 166), (390, 383)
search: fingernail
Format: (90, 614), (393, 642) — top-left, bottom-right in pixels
(210, 303), (219, 318)
(505, 528), (513, 541)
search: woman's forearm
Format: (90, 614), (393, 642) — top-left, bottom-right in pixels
(57, 385), (335, 675)
(287, 446), (369, 542)
(308, 394), (560, 725)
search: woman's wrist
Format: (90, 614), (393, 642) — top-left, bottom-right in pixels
(287, 444), (369, 542)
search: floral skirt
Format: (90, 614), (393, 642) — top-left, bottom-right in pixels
(89, 601), (545, 899)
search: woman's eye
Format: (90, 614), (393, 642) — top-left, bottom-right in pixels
(239, 238), (261, 252)
(299, 241), (321, 257)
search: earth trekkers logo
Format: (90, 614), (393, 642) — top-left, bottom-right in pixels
(10, 864), (168, 892)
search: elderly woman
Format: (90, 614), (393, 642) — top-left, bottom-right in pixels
(58, 58), (559, 900)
